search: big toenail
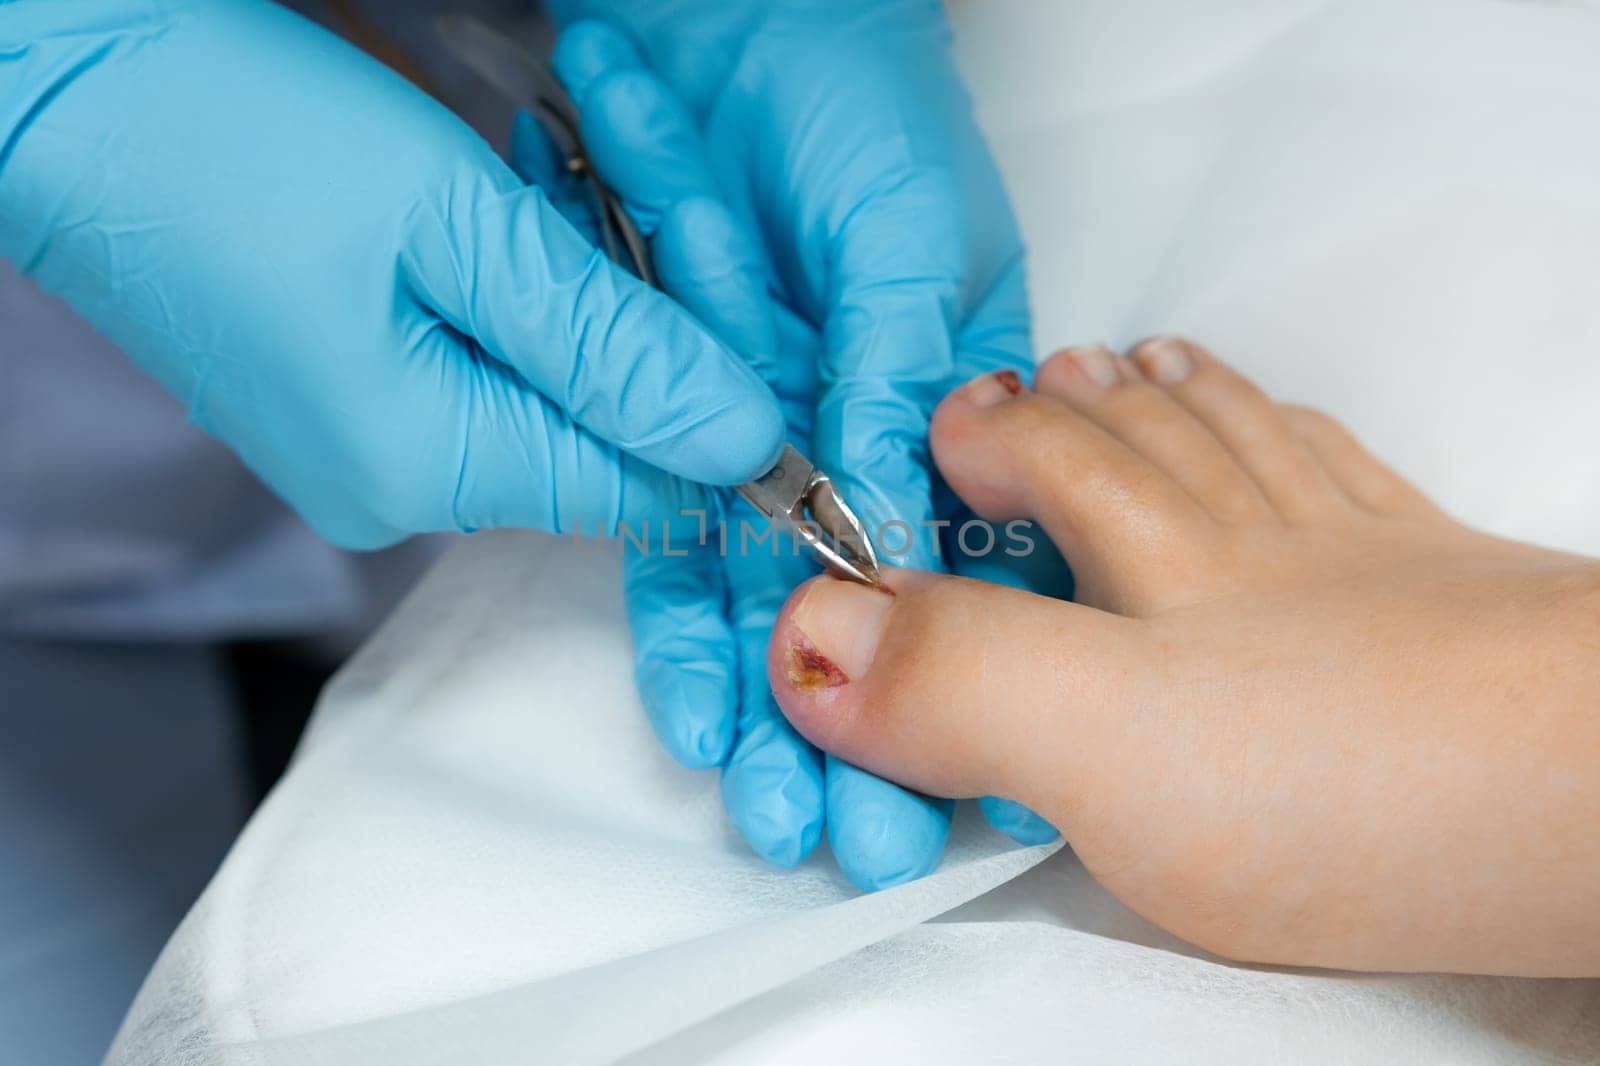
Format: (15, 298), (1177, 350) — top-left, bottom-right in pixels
(965, 368), (1027, 409)
(1133, 337), (1193, 384)
(1066, 344), (1121, 388)
(787, 579), (893, 687)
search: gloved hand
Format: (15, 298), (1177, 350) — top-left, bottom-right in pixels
(0, 0), (783, 549)
(544, 5), (1060, 891)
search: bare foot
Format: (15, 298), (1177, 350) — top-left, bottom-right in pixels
(768, 337), (1600, 977)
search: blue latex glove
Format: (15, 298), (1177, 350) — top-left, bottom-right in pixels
(0, 1), (784, 549)
(545, 9), (1060, 889)
(511, 71), (835, 869)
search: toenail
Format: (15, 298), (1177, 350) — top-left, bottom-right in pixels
(787, 579), (893, 687)
(965, 368), (1027, 409)
(1132, 336), (1194, 385)
(1065, 344), (1121, 388)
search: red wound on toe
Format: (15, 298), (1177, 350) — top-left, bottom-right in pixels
(994, 369), (1025, 396)
(785, 638), (849, 690)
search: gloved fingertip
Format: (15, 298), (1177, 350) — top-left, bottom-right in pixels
(553, 19), (644, 108)
(653, 197), (745, 273)
(747, 815), (824, 870)
(978, 796), (1060, 846)
(829, 808), (948, 891)
(638, 663), (736, 770)
(826, 762), (952, 891)
(680, 386), (786, 486)
(578, 65), (693, 225)
(585, 65), (668, 125)
(722, 730), (826, 868)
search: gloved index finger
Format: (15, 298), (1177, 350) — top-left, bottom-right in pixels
(403, 175), (784, 488)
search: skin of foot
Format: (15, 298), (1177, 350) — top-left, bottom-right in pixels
(767, 336), (1600, 978)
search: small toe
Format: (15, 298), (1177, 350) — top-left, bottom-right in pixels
(1283, 405), (1440, 518)
(1129, 337), (1346, 522)
(929, 370), (1212, 613)
(1036, 344), (1275, 524)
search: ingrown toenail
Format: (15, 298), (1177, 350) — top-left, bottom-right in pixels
(1066, 344), (1121, 388)
(965, 369), (1027, 409)
(785, 639), (849, 691)
(1133, 336), (1194, 385)
(788, 579), (893, 685)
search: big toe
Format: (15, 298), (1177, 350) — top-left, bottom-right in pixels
(767, 569), (1137, 823)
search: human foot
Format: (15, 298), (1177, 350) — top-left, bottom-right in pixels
(768, 337), (1600, 977)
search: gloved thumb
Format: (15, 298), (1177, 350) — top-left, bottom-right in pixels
(403, 176), (785, 486)
(766, 569), (1139, 827)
